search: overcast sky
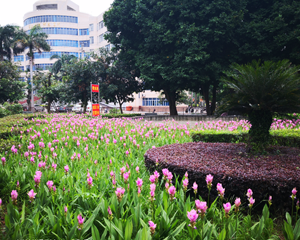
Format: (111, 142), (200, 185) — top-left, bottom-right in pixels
(0, 0), (114, 27)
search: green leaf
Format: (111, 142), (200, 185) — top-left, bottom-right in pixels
(142, 227), (149, 240)
(284, 221), (294, 240)
(104, 218), (124, 239)
(169, 222), (186, 237)
(21, 201), (26, 224)
(92, 225), (101, 240)
(218, 228), (226, 240)
(293, 218), (300, 240)
(286, 212), (292, 226)
(124, 219), (133, 240)
(83, 201), (102, 235)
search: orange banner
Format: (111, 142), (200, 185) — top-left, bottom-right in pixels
(92, 104), (100, 116)
(92, 84), (99, 93)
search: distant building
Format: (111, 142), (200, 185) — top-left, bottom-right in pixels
(16, 0), (187, 113)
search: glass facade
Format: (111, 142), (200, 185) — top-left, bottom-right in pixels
(79, 40), (90, 47)
(14, 56), (24, 62)
(79, 29), (89, 35)
(27, 27), (78, 35)
(46, 39), (78, 47)
(142, 98), (169, 106)
(90, 36), (94, 44)
(26, 52), (79, 60)
(89, 24), (94, 32)
(26, 64), (54, 71)
(18, 66), (25, 71)
(98, 33), (104, 43)
(97, 21), (104, 30)
(24, 15), (78, 26)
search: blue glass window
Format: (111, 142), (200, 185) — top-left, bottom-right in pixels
(79, 40), (90, 47)
(18, 66), (25, 71)
(14, 56), (24, 62)
(26, 64), (54, 71)
(79, 29), (89, 35)
(90, 36), (94, 44)
(27, 28), (78, 35)
(142, 98), (169, 106)
(46, 39), (78, 47)
(26, 52), (79, 60)
(24, 15), (78, 26)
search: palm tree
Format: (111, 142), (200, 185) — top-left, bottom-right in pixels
(16, 25), (50, 111)
(50, 54), (77, 75)
(0, 25), (24, 61)
(218, 59), (300, 146)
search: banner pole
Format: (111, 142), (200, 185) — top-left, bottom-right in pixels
(90, 81), (92, 116)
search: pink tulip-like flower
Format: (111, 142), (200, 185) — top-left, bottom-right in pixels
(149, 221), (157, 236)
(123, 172), (129, 183)
(149, 175), (156, 183)
(182, 178), (188, 191)
(125, 150), (129, 156)
(77, 214), (85, 230)
(154, 170), (160, 180)
(11, 190), (18, 204)
(248, 197), (255, 208)
(120, 166), (126, 174)
(115, 187), (125, 202)
(234, 198), (241, 212)
(206, 174), (213, 189)
(136, 178), (143, 188)
(64, 165), (69, 174)
(167, 172), (173, 182)
(268, 196), (272, 206)
(217, 183), (225, 199)
(0, 198), (2, 210)
(187, 209), (198, 229)
(162, 168), (169, 180)
(168, 186), (176, 201)
(246, 189), (253, 199)
(291, 188), (297, 200)
(64, 206), (68, 213)
(192, 182), (198, 195)
(28, 189), (37, 202)
(223, 202), (231, 217)
(165, 182), (169, 191)
(195, 200), (207, 218)
(47, 181), (54, 190)
(87, 177), (93, 188)
(1, 157), (5, 166)
(136, 166), (139, 173)
(52, 163), (57, 171)
(150, 183), (156, 192)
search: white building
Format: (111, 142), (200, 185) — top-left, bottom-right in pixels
(15, 0), (187, 113)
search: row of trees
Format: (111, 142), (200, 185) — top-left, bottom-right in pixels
(104, 0), (300, 115)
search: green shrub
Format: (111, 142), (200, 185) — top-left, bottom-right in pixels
(103, 113), (141, 118)
(109, 108), (121, 114)
(191, 129), (300, 148)
(5, 103), (23, 115)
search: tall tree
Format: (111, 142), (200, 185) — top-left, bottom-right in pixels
(0, 61), (25, 103)
(60, 57), (102, 112)
(92, 48), (143, 114)
(50, 54), (77, 76)
(16, 25), (50, 111)
(0, 25), (24, 61)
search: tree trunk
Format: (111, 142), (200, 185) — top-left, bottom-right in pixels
(202, 85), (211, 115)
(211, 84), (217, 114)
(164, 89), (178, 116)
(47, 100), (51, 113)
(117, 95), (123, 114)
(47, 73), (52, 113)
(30, 58), (35, 112)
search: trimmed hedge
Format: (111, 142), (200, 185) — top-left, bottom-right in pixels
(103, 113), (142, 118)
(144, 142), (300, 211)
(191, 130), (300, 148)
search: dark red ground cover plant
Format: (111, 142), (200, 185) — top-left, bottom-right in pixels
(144, 142), (300, 211)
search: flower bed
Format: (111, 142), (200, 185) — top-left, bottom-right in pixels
(145, 142), (300, 210)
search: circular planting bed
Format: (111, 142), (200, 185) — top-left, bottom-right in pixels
(144, 142), (300, 210)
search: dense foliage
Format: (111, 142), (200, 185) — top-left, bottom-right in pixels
(0, 115), (299, 239)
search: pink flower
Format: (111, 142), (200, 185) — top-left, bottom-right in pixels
(206, 174), (213, 189)
(11, 190), (18, 202)
(154, 170), (160, 180)
(47, 181), (54, 190)
(52, 163), (57, 171)
(167, 172), (173, 181)
(234, 198), (241, 212)
(162, 168), (169, 179)
(136, 178), (143, 188)
(108, 206), (113, 216)
(64, 206), (68, 213)
(249, 197), (255, 207)
(149, 175), (156, 183)
(268, 196), (272, 206)
(64, 165), (69, 174)
(77, 214), (85, 230)
(182, 178), (188, 191)
(165, 182), (169, 191)
(123, 172), (129, 183)
(291, 188), (297, 200)
(0, 198), (2, 209)
(1, 157), (5, 166)
(246, 189), (253, 199)
(187, 209), (198, 228)
(28, 189), (37, 202)
(115, 187), (125, 202)
(149, 221), (156, 236)
(192, 182), (198, 195)
(217, 183), (225, 198)
(168, 186), (176, 200)
(195, 200), (207, 218)
(125, 150), (129, 156)
(223, 202), (231, 217)
(87, 177), (93, 187)
(184, 172), (188, 178)
(136, 166), (139, 173)
(120, 167), (126, 174)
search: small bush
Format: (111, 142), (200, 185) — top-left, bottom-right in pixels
(109, 108), (121, 114)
